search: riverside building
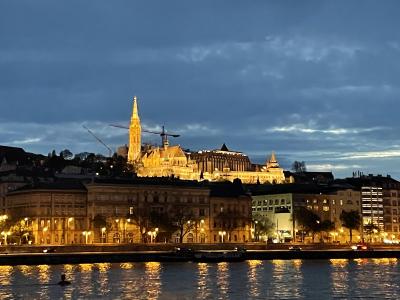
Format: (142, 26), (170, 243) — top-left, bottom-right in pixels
(4, 178), (251, 245)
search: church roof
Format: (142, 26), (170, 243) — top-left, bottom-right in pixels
(160, 145), (186, 158)
(220, 143), (229, 151)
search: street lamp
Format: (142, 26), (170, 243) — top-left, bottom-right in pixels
(101, 227), (106, 243)
(43, 226), (48, 244)
(1, 231), (11, 245)
(67, 217), (73, 244)
(218, 231), (226, 243)
(82, 231), (91, 244)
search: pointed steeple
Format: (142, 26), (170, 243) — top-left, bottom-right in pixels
(266, 151), (279, 168)
(220, 143), (229, 152)
(128, 96), (142, 164)
(132, 96), (140, 120)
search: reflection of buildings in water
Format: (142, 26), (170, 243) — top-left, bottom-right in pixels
(330, 259), (349, 297)
(197, 263), (211, 299)
(271, 260), (302, 299)
(353, 258), (369, 266)
(247, 260), (263, 298)
(120, 262), (134, 270)
(96, 263), (111, 295)
(19, 265), (33, 277)
(37, 265), (50, 284)
(217, 262), (230, 298)
(79, 264), (95, 295)
(0, 266), (13, 285)
(330, 259), (348, 268)
(145, 262), (162, 300)
(372, 258), (398, 265)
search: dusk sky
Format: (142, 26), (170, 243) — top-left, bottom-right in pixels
(1, 1), (400, 179)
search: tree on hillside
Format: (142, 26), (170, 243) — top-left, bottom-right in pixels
(60, 149), (73, 160)
(340, 210), (361, 243)
(292, 161), (307, 173)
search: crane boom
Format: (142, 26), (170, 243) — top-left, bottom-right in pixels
(82, 125), (113, 157)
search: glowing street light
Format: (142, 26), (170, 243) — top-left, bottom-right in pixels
(82, 231), (91, 244)
(101, 227), (106, 243)
(67, 217), (73, 244)
(219, 231), (226, 243)
(1, 231), (11, 245)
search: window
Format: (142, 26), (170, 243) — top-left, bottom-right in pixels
(323, 206), (329, 212)
(129, 207), (134, 215)
(332, 199), (336, 205)
(340, 200), (343, 206)
(199, 208), (205, 217)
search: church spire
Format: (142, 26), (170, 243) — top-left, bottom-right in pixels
(132, 96), (139, 120)
(128, 96), (142, 164)
(266, 151), (279, 168)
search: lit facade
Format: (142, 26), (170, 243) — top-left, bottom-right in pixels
(128, 98), (286, 184)
(5, 180), (252, 245)
(127, 96), (141, 164)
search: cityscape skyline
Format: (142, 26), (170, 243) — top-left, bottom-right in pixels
(1, 1), (400, 179)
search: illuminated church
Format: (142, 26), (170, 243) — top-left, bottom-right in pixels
(127, 97), (286, 184)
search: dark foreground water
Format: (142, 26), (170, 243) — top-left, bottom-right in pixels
(0, 259), (399, 299)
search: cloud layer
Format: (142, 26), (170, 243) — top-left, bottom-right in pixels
(1, 0), (400, 178)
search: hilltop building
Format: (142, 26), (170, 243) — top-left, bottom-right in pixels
(127, 97), (286, 184)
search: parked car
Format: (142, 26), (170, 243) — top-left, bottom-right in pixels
(351, 244), (373, 251)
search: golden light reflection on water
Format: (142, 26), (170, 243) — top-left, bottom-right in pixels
(0, 266), (13, 285)
(37, 265), (50, 284)
(196, 263), (210, 299)
(120, 262), (134, 270)
(217, 262), (229, 299)
(79, 264), (93, 273)
(330, 259), (349, 297)
(372, 258), (398, 265)
(271, 259), (302, 299)
(96, 263), (111, 295)
(330, 259), (348, 267)
(353, 258), (369, 265)
(145, 262), (161, 300)
(18, 265), (33, 276)
(247, 260), (262, 298)
(96, 263), (111, 273)
(292, 259), (302, 270)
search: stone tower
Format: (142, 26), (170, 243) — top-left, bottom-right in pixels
(128, 96), (141, 164)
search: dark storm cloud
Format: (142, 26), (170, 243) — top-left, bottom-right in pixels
(1, 0), (400, 178)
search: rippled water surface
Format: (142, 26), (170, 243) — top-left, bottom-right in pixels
(0, 259), (399, 299)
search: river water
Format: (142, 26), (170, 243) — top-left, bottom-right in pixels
(0, 259), (399, 299)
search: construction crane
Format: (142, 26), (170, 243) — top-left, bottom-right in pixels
(110, 124), (180, 147)
(82, 125), (113, 157)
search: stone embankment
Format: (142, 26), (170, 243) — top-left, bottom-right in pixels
(1, 243), (400, 265)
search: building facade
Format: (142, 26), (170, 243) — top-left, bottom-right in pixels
(4, 179), (252, 245)
(125, 97), (286, 185)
